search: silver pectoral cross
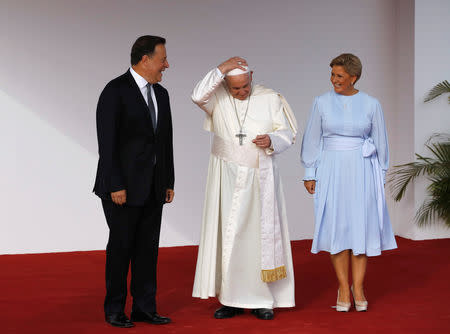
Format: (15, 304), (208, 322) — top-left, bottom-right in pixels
(236, 131), (247, 146)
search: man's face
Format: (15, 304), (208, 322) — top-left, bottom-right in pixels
(144, 44), (169, 83)
(225, 72), (252, 100)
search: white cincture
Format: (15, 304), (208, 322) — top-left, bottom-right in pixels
(212, 135), (258, 168)
(323, 137), (385, 232)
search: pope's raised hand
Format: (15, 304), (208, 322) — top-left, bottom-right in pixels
(218, 57), (248, 75)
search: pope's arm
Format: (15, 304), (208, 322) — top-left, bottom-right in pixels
(265, 95), (296, 155)
(191, 68), (225, 114)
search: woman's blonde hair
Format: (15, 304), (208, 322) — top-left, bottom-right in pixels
(330, 53), (362, 83)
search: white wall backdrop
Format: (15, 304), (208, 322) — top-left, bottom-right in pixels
(0, 0), (447, 254)
(390, 0), (416, 238)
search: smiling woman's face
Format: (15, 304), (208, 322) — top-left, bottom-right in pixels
(330, 65), (357, 96)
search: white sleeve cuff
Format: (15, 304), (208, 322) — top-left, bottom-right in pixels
(303, 167), (317, 181)
(216, 67), (225, 79)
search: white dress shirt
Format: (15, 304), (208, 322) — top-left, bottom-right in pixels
(130, 67), (158, 123)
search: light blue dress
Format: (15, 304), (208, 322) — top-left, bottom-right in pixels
(301, 91), (397, 256)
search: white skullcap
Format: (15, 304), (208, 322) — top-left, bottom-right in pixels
(226, 65), (250, 77)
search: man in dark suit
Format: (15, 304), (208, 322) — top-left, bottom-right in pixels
(94, 35), (174, 328)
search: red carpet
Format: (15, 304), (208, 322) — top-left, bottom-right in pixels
(1, 237), (449, 334)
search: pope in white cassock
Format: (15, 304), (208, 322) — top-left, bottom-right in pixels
(191, 57), (297, 320)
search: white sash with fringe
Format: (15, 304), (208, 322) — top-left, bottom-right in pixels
(211, 135), (287, 282)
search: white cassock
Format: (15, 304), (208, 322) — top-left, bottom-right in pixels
(191, 68), (297, 309)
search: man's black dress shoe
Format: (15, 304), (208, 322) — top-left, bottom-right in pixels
(130, 311), (171, 325)
(105, 313), (135, 328)
(214, 305), (244, 319)
(251, 308), (274, 320)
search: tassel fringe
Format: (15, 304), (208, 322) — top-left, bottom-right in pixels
(261, 266), (287, 283)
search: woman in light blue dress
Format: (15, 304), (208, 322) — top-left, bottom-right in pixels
(301, 54), (397, 312)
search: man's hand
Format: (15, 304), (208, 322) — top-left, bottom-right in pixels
(111, 189), (126, 205)
(165, 189), (174, 203)
(252, 134), (271, 148)
(304, 180), (316, 194)
(218, 57), (248, 75)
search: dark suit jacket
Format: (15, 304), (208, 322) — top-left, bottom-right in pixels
(94, 70), (174, 206)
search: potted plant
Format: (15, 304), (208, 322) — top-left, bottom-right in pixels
(388, 80), (450, 227)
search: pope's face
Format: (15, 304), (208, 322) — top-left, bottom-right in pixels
(225, 73), (252, 100)
(330, 65), (356, 95)
(144, 44), (169, 84)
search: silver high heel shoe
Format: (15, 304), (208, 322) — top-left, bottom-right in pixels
(351, 285), (368, 312)
(332, 289), (351, 312)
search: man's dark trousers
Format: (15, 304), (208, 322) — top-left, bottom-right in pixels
(102, 185), (163, 315)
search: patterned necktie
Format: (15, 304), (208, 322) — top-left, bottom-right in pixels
(146, 83), (157, 132)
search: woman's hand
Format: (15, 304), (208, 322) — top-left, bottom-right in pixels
(304, 180), (316, 194)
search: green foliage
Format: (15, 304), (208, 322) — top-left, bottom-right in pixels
(424, 80), (450, 103)
(388, 136), (450, 227)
